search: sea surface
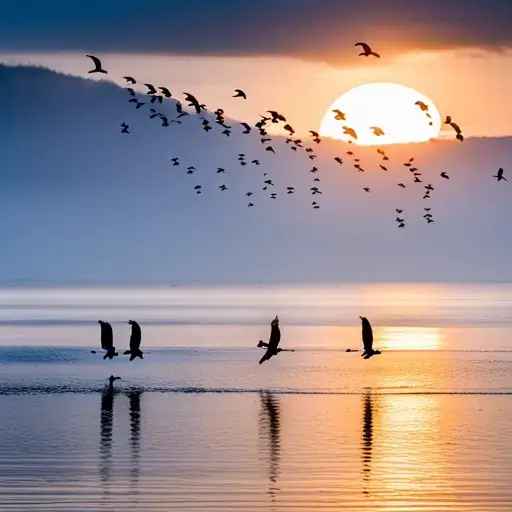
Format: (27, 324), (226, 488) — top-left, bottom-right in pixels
(0, 283), (512, 511)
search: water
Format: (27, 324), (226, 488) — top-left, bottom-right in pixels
(0, 284), (512, 511)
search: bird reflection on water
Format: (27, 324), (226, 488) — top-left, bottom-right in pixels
(99, 377), (143, 495)
(99, 377), (119, 491)
(128, 389), (142, 494)
(361, 389), (376, 496)
(259, 391), (281, 501)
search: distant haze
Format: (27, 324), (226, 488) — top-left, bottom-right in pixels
(1, 65), (511, 284)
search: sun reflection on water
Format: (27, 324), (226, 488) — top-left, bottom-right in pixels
(378, 327), (443, 350)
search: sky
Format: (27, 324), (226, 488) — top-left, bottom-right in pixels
(0, 3), (511, 283)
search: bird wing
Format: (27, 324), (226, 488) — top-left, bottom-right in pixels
(129, 323), (141, 352)
(184, 93), (199, 104)
(86, 55), (102, 69)
(362, 323), (373, 353)
(355, 42), (371, 52)
(143, 83), (156, 94)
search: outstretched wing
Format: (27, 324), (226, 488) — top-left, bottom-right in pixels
(355, 42), (371, 52)
(86, 55), (102, 69)
(362, 322), (373, 353)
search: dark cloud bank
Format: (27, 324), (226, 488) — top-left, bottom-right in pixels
(1, 1), (512, 64)
(1, 64), (511, 284)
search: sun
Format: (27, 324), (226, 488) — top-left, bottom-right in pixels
(319, 83), (441, 145)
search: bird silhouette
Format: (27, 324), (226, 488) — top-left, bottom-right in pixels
(129, 99), (145, 109)
(120, 123), (130, 134)
(343, 127), (358, 140)
(96, 321), (118, 359)
(493, 168), (507, 182)
(267, 111), (286, 123)
(126, 88), (136, 97)
(332, 109), (347, 121)
(144, 83), (157, 95)
(219, 185), (228, 191)
(360, 316), (381, 359)
(184, 93), (202, 113)
(233, 89), (247, 99)
(241, 123), (252, 134)
(397, 183), (405, 188)
(86, 55), (107, 74)
(415, 100), (428, 111)
(248, 202), (254, 207)
(363, 187), (371, 193)
(158, 87), (172, 98)
(355, 43), (380, 58)
(370, 127), (385, 136)
(124, 320), (144, 361)
(123, 76), (136, 84)
(257, 316), (293, 364)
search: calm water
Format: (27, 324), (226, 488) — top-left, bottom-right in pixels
(1, 284), (512, 511)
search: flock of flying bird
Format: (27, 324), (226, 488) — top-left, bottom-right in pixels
(94, 315), (379, 367)
(85, 43), (506, 228)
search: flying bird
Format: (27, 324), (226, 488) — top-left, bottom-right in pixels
(184, 92), (202, 113)
(123, 76), (136, 84)
(332, 109), (346, 121)
(363, 187), (371, 193)
(415, 101), (428, 111)
(360, 316), (381, 359)
(120, 123), (130, 134)
(309, 130), (320, 138)
(343, 126), (358, 140)
(95, 321), (118, 359)
(144, 83), (157, 95)
(124, 320), (144, 361)
(355, 43), (380, 58)
(126, 88), (136, 97)
(370, 126), (385, 136)
(257, 316), (293, 364)
(241, 123), (252, 134)
(219, 185), (228, 191)
(493, 168), (507, 182)
(158, 87), (172, 98)
(129, 99), (145, 109)
(86, 55), (107, 74)
(233, 89), (247, 99)
(267, 111), (286, 123)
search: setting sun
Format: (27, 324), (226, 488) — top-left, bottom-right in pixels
(319, 83), (442, 145)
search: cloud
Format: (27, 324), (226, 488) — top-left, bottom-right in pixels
(1, 64), (512, 284)
(1, 1), (512, 65)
